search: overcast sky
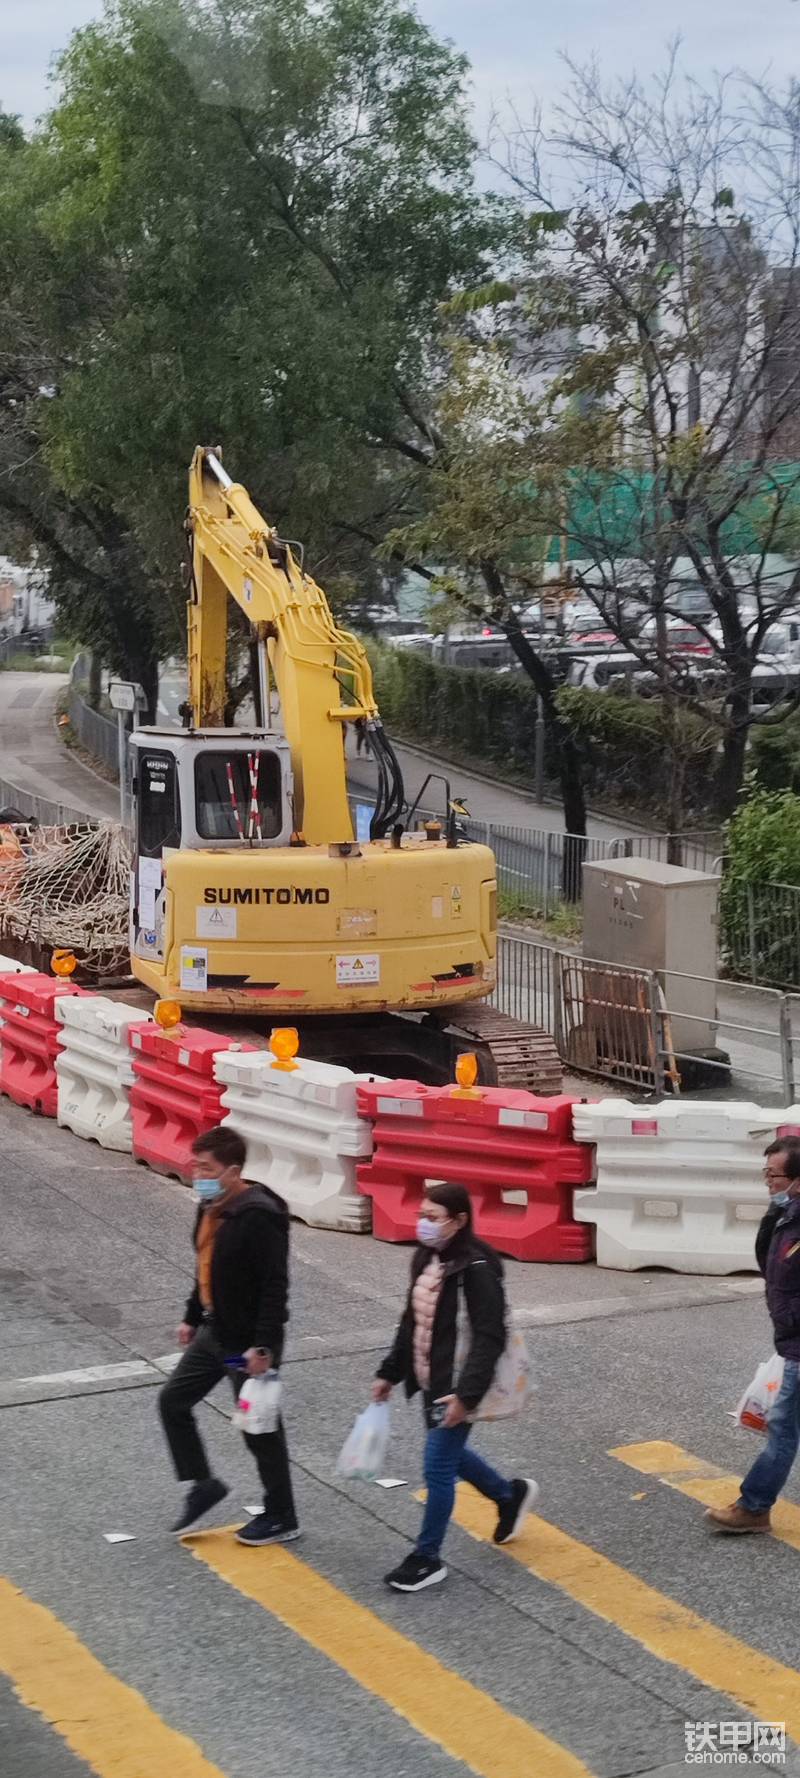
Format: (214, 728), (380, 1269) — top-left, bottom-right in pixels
(3, 0), (799, 133)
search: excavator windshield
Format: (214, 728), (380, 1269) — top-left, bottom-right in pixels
(194, 749), (284, 841)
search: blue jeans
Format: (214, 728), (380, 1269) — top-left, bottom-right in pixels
(417, 1422), (512, 1559)
(740, 1359), (800, 1514)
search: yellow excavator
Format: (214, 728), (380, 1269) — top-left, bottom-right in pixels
(128, 447), (557, 1085)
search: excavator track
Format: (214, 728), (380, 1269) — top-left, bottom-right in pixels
(446, 1002), (562, 1096)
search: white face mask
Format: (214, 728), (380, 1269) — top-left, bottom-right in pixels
(417, 1215), (454, 1249)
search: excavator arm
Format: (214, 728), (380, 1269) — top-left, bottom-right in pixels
(185, 446), (403, 844)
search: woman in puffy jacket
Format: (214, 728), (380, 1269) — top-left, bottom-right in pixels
(373, 1181), (537, 1592)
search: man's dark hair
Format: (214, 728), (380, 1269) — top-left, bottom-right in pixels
(426, 1181), (473, 1227)
(192, 1125), (246, 1169)
(765, 1138), (800, 1181)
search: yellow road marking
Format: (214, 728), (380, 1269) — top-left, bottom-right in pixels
(610, 1440), (800, 1553)
(0, 1575), (227, 1778)
(185, 1528), (594, 1778)
(447, 1489), (800, 1734)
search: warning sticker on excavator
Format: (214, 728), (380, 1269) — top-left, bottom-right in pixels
(336, 953), (380, 986)
(197, 906), (237, 940)
(450, 884), (463, 916)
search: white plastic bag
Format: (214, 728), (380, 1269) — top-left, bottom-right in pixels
(734, 1354), (784, 1435)
(231, 1373), (282, 1436)
(336, 1402), (391, 1480)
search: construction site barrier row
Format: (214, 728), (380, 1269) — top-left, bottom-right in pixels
(355, 1079), (594, 1261)
(0, 964), (790, 1275)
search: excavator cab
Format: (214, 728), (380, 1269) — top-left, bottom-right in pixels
(129, 727), (294, 964)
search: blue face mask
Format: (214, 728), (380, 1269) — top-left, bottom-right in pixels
(773, 1191), (792, 1209)
(194, 1177), (225, 1204)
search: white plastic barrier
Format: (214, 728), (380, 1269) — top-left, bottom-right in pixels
(572, 1099), (782, 1273)
(215, 1051), (387, 1232)
(55, 997), (152, 1151)
(0, 955), (35, 975)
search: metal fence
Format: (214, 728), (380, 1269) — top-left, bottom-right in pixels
(67, 676), (121, 778)
(0, 773), (90, 828)
(494, 931), (798, 1103)
(461, 820), (722, 914)
(721, 878), (800, 990)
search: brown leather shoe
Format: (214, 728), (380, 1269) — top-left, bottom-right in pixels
(705, 1501), (771, 1534)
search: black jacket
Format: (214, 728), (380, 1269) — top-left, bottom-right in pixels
(757, 1196), (800, 1360)
(184, 1184), (289, 1363)
(376, 1229), (507, 1413)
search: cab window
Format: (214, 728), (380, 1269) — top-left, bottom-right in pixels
(194, 751), (284, 840)
(137, 752), (181, 856)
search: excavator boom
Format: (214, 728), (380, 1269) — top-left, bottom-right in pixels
(186, 447), (399, 843)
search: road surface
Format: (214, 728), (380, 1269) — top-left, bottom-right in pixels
(1, 1096), (797, 1778)
(0, 672), (117, 822)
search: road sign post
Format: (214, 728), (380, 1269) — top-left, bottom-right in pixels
(108, 681), (146, 826)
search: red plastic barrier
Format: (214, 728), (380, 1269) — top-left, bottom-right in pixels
(129, 1024), (254, 1181)
(356, 1079), (594, 1261)
(0, 973), (90, 1116)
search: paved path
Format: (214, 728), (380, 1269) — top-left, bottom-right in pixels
(1, 1097), (797, 1778)
(0, 672), (118, 822)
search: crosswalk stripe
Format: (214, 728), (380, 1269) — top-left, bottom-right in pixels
(447, 1489), (800, 1735)
(610, 1439), (800, 1552)
(185, 1528), (594, 1778)
(0, 1575), (227, 1777)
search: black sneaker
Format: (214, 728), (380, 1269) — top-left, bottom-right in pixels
(494, 1477), (539, 1545)
(235, 1514), (300, 1547)
(385, 1551), (447, 1592)
(170, 1477), (229, 1535)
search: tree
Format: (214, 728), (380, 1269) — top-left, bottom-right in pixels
(0, 112), (171, 712)
(495, 54), (800, 819)
(382, 335), (597, 860)
(4, 0), (504, 665)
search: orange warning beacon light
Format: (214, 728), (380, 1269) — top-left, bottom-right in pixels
(451, 1051), (482, 1099)
(270, 1026), (300, 1071)
(154, 998), (183, 1031)
(51, 949), (77, 978)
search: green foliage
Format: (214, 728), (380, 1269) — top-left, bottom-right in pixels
(720, 788), (800, 984)
(31, 0), (503, 575)
(370, 644), (718, 818)
(0, 0), (509, 696)
(552, 687), (716, 816)
(723, 788), (800, 885)
(750, 716), (800, 795)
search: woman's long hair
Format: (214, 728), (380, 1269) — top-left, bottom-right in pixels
(426, 1181), (473, 1228)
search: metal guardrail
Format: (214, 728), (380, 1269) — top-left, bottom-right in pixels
(721, 877), (800, 990)
(464, 820), (722, 914)
(495, 931), (798, 1103)
(0, 773), (90, 828)
(67, 675), (121, 778)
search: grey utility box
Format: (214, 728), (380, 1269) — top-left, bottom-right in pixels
(582, 856), (720, 1052)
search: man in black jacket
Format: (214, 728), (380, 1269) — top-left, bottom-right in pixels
(159, 1124), (298, 1546)
(707, 1137), (800, 1534)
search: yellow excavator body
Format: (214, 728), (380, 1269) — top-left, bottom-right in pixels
(128, 448), (498, 1027)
